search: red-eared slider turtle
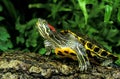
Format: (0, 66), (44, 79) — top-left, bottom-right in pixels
(36, 18), (118, 71)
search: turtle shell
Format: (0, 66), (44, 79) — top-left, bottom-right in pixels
(57, 30), (118, 65)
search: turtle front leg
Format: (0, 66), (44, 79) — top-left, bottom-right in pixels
(44, 40), (53, 55)
(75, 43), (90, 71)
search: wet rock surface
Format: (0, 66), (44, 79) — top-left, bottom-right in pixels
(0, 51), (120, 79)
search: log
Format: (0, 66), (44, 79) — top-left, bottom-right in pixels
(0, 51), (120, 79)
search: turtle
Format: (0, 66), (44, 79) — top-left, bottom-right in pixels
(35, 18), (118, 71)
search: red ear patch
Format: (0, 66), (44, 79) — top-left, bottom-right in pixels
(48, 24), (56, 32)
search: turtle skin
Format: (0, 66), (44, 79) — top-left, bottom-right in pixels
(36, 18), (118, 71)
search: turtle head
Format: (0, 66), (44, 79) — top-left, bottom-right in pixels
(36, 18), (56, 39)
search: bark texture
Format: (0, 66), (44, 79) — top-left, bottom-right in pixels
(0, 51), (120, 79)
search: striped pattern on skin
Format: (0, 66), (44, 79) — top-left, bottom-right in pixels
(60, 30), (118, 64)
